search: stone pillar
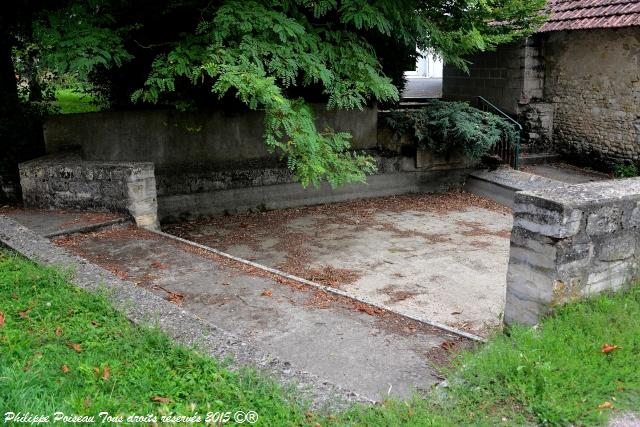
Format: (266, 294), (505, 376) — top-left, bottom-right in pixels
(505, 178), (640, 326)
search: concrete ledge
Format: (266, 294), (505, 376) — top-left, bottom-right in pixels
(159, 168), (473, 221)
(465, 167), (565, 208)
(0, 215), (369, 409)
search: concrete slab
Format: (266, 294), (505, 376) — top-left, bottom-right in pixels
(164, 192), (512, 337)
(0, 207), (127, 237)
(523, 162), (611, 184)
(52, 225), (469, 401)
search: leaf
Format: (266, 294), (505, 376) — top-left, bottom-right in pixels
(19, 309), (29, 318)
(0, 312), (4, 327)
(598, 401), (613, 409)
(55, 326), (62, 336)
(261, 289), (273, 297)
(602, 343), (621, 354)
(151, 396), (172, 404)
(166, 291), (184, 306)
(61, 364), (70, 374)
(67, 342), (82, 352)
(102, 365), (110, 380)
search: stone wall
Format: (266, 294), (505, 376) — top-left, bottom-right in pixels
(19, 155), (159, 230)
(544, 27), (640, 165)
(43, 106), (378, 170)
(442, 36), (554, 152)
(442, 37), (545, 116)
(505, 178), (640, 325)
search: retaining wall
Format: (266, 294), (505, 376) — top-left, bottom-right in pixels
(505, 177), (640, 325)
(19, 156), (159, 230)
(43, 106), (378, 169)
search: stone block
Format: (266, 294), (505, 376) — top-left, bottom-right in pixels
(586, 206), (621, 236)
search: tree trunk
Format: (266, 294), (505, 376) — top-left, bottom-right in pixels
(0, 37), (19, 111)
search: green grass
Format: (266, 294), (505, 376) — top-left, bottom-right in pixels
(1, 248), (639, 426)
(53, 89), (103, 114)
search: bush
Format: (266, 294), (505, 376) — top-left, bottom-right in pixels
(614, 162), (640, 178)
(385, 100), (520, 159)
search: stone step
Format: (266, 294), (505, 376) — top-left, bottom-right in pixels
(464, 167), (565, 208)
(519, 152), (562, 166)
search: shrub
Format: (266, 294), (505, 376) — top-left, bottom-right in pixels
(386, 100), (520, 159)
(613, 162), (640, 178)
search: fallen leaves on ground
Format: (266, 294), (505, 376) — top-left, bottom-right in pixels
(353, 302), (384, 316)
(166, 292), (184, 306)
(102, 365), (110, 380)
(261, 289), (273, 297)
(55, 326), (62, 336)
(19, 309), (29, 318)
(150, 261), (168, 269)
(598, 401), (613, 409)
(67, 342), (82, 352)
(440, 341), (456, 350)
(61, 364), (70, 374)
(602, 343), (621, 354)
(151, 396), (172, 404)
(0, 312), (4, 327)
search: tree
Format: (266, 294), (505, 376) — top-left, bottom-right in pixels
(4, 0), (547, 192)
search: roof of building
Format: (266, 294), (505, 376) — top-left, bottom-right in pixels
(539, 0), (640, 32)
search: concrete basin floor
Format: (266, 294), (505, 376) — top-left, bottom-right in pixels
(50, 225), (469, 401)
(164, 192), (513, 336)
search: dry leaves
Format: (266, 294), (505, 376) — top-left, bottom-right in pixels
(102, 365), (110, 380)
(18, 310), (29, 318)
(61, 364), (70, 374)
(598, 401), (613, 409)
(602, 343), (621, 354)
(55, 327), (62, 336)
(166, 291), (184, 306)
(0, 312), (4, 327)
(354, 302), (384, 316)
(150, 261), (168, 269)
(151, 396), (172, 404)
(67, 342), (82, 352)
(261, 289), (273, 297)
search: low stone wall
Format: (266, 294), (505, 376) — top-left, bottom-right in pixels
(505, 178), (640, 325)
(157, 155), (472, 221)
(19, 156), (159, 230)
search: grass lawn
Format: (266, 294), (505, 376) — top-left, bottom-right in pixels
(53, 89), (104, 114)
(1, 248), (639, 426)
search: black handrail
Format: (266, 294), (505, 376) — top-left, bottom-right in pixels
(476, 96), (522, 170)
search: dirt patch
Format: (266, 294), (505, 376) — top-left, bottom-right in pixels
(378, 286), (419, 304)
(456, 220), (512, 239)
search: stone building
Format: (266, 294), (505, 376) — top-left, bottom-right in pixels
(442, 0), (640, 166)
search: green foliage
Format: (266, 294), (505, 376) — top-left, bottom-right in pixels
(386, 100), (520, 159)
(614, 162), (640, 178)
(21, 0), (546, 187)
(54, 89), (106, 114)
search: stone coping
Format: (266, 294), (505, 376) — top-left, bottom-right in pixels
(518, 177), (640, 208)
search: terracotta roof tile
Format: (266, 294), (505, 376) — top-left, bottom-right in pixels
(538, 0), (640, 32)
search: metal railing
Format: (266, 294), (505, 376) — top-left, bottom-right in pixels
(476, 96), (522, 170)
